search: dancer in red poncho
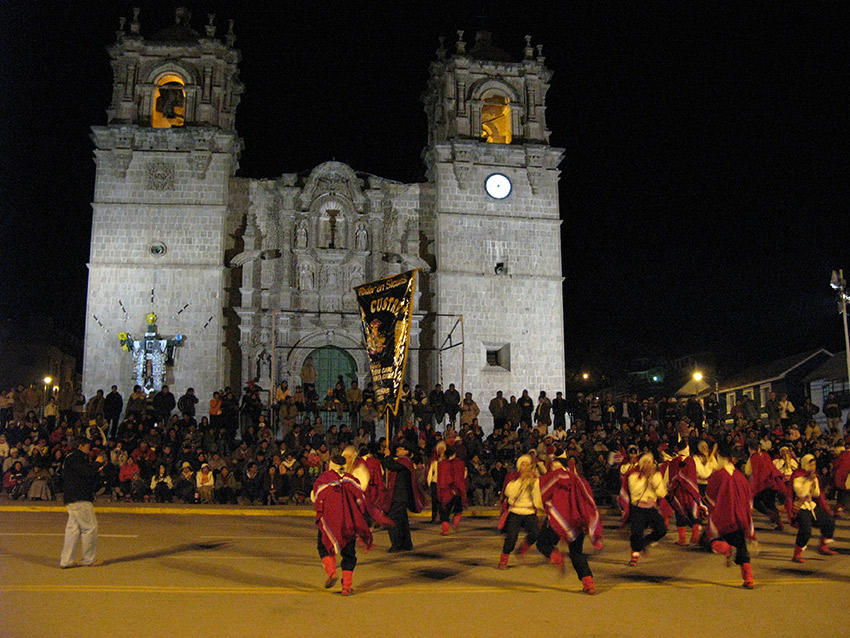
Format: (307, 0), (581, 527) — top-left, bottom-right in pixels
(743, 440), (785, 531)
(536, 455), (603, 594)
(832, 443), (850, 516)
(664, 439), (702, 546)
(436, 443), (467, 535)
(787, 454), (837, 563)
(312, 454), (392, 595)
(705, 442), (756, 589)
(361, 442), (386, 513)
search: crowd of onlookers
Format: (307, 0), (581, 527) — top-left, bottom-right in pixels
(2, 377), (849, 509)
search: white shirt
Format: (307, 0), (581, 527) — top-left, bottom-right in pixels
(628, 471), (667, 506)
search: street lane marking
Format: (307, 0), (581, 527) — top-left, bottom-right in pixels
(0, 533), (138, 538)
(1, 578), (842, 595)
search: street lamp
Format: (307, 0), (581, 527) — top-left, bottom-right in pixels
(830, 270), (850, 390)
(43, 376), (52, 417)
(693, 371), (703, 382)
(582, 372), (589, 381)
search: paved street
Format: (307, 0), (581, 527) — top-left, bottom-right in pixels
(1, 505), (848, 638)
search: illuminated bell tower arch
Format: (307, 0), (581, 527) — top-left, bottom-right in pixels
(83, 7), (244, 404)
(423, 29), (566, 420)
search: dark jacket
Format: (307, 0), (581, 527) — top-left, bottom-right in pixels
(62, 448), (101, 504)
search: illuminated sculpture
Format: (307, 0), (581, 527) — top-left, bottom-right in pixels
(118, 313), (184, 394)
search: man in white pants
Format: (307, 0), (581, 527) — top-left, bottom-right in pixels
(60, 438), (105, 568)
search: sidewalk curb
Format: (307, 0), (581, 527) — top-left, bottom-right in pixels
(0, 504), (502, 517)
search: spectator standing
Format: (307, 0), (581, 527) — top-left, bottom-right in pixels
(444, 384), (460, 427)
(489, 391), (508, 430)
(152, 386), (176, 422)
(59, 438), (105, 568)
(177, 388), (198, 420)
(104, 385), (123, 440)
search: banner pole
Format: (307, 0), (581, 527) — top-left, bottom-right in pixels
(386, 409), (390, 445)
(460, 313), (465, 400)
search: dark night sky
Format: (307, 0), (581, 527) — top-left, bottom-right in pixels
(1, 0), (848, 379)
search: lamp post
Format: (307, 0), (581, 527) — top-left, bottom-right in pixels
(830, 270), (850, 390)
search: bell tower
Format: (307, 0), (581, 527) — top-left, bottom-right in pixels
(83, 7), (244, 404)
(423, 30), (566, 415)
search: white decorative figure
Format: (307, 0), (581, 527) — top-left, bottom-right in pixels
(355, 224), (368, 251)
(295, 223), (308, 249)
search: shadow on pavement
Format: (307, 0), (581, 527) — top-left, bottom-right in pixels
(104, 541), (229, 565)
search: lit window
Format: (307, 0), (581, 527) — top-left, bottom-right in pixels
(481, 95), (511, 144)
(152, 74), (185, 129)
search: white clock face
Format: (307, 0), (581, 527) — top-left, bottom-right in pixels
(485, 173), (512, 199)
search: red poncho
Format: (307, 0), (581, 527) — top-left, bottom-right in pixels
(363, 455), (386, 507)
(664, 454), (701, 520)
(313, 470), (382, 554)
(706, 466), (754, 540)
(747, 451), (785, 494)
(437, 457), (468, 507)
(539, 466), (603, 546)
(833, 450), (850, 492)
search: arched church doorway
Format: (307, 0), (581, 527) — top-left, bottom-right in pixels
(306, 346), (357, 396)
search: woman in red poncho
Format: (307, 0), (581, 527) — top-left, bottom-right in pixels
(312, 454), (392, 596)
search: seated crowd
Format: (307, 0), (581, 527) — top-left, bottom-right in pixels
(2, 380), (849, 512)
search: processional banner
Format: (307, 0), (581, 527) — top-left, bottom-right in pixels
(354, 270), (417, 416)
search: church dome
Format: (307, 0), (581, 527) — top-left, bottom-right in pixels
(467, 30), (514, 62)
(149, 7), (201, 44)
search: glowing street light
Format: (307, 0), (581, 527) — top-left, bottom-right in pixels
(42, 376), (53, 416)
(693, 371), (703, 382)
(582, 372), (589, 380)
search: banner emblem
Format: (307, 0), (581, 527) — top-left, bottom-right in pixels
(354, 270), (417, 416)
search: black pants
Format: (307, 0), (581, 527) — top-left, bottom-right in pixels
(674, 505), (697, 528)
(388, 500), (413, 550)
(430, 483), (439, 521)
(317, 530), (357, 571)
(717, 528), (750, 565)
(795, 506), (835, 547)
(630, 506), (667, 552)
(502, 512), (538, 554)
(536, 523), (592, 580)
(439, 495), (463, 523)
(753, 489), (780, 519)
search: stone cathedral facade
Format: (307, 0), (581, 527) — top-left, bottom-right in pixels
(83, 9), (566, 426)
